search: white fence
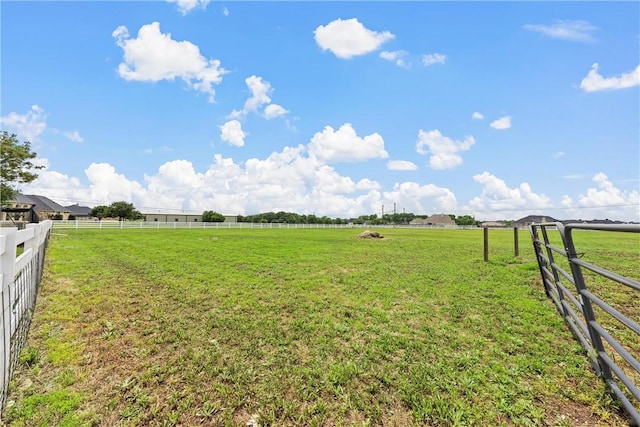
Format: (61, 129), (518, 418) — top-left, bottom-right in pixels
(51, 220), (484, 230)
(0, 221), (52, 410)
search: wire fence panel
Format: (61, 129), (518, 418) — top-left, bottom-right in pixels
(0, 221), (52, 411)
(530, 222), (640, 424)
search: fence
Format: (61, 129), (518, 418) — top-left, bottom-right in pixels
(530, 222), (639, 424)
(0, 221), (52, 410)
(50, 219), (484, 230)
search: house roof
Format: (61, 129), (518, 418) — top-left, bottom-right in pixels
(65, 204), (92, 215)
(426, 214), (455, 224)
(513, 215), (558, 225)
(17, 194), (69, 213)
(410, 218), (429, 225)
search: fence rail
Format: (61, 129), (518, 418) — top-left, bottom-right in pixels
(50, 220), (488, 230)
(530, 222), (639, 424)
(0, 221), (52, 410)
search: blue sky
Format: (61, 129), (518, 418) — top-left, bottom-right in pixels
(2, 0), (639, 221)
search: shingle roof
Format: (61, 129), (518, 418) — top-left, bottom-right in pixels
(17, 194), (68, 212)
(65, 204), (92, 215)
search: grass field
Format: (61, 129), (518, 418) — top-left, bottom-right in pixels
(4, 227), (638, 426)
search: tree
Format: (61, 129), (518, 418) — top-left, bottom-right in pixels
(202, 210), (225, 222)
(90, 205), (111, 219)
(454, 215), (479, 226)
(109, 201), (142, 221)
(1, 132), (44, 202)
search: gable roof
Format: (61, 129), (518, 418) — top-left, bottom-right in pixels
(17, 194), (68, 213)
(426, 214), (455, 224)
(65, 204), (92, 216)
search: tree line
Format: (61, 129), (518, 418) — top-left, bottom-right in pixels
(237, 211), (480, 226)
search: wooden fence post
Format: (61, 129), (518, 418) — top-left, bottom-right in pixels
(483, 227), (489, 262)
(514, 227), (519, 257)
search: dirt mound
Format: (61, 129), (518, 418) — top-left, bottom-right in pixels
(358, 230), (384, 239)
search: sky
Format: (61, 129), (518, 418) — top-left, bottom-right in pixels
(1, 0), (639, 221)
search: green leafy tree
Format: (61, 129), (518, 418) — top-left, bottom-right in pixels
(202, 210), (225, 222)
(90, 205), (111, 219)
(108, 201), (142, 221)
(1, 132), (44, 202)
(454, 215), (479, 226)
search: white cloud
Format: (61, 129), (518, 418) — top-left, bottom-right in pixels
(222, 6), (229, 16)
(63, 130), (84, 143)
(387, 160), (418, 171)
(383, 182), (457, 214)
(263, 104), (288, 119)
(379, 50), (411, 69)
(560, 173), (640, 221)
(229, 75), (288, 119)
(553, 151), (565, 158)
(523, 20), (598, 42)
(422, 53), (447, 66)
(355, 178), (380, 191)
(577, 173), (639, 208)
(219, 120), (247, 147)
(416, 129), (475, 170)
(166, 0), (210, 15)
(112, 22), (227, 102)
(314, 18), (394, 59)
(0, 105), (47, 142)
(580, 63), (640, 92)
(490, 116), (511, 130)
(472, 112), (484, 120)
(465, 172), (553, 218)
(308, 123), (389, 163)
(244, 75), (272, 113)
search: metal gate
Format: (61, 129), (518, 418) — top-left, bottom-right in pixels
(530, 222), (639, 424)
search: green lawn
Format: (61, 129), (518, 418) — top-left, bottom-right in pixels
(4, 228), (637, 426)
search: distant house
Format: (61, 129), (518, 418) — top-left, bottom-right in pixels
(142, 212), (238, 223)
(8, 195), (71, 221)
(513, 215), (559, 228)
(65, 204), (93, 220)
(409, 218), (429, 226)
(426, 214), (455, 226)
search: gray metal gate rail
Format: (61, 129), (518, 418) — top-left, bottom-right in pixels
(530, 222), (639, 424)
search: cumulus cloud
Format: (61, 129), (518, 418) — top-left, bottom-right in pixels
(166, 0), (210, 15)
(228, 75), (288, 119)
(416, 129), (475, 170)
(219, 120), (247, 147)
(63, 130), (84, 143)
(490, 115), (512, 130)
(465, 172), (553, 218)
(472, 112), (484, 120)
(422, 53), (447, 66)
(580, 63), (640, 92)
(308, 123), (389, 163)
(577, 173), (639, 208)
(387, 160), (418, 171)
(561, 173), (640, 221)
(379, 50), (410, 69)
(523, 20), (598, 42)
(263, 104), (288, 119)
(314, 18), (394, 59)
(112, 22), (227, 102)
(383, 181), (457, 214)
(0, 105), (47, 142)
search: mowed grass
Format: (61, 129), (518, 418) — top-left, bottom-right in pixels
(5, 228), (637, 426)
